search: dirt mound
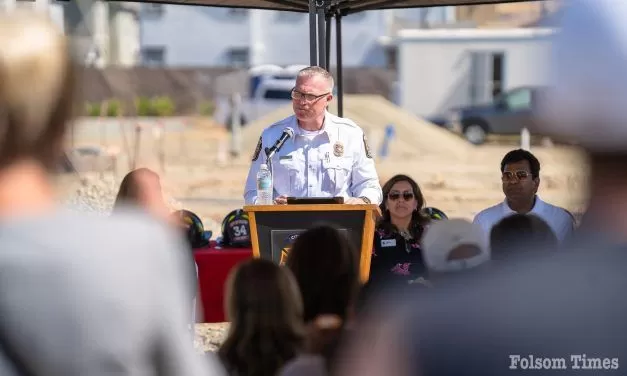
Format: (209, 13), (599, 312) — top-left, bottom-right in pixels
(240, 95), (473, 162)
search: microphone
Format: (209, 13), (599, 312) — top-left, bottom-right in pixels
(265, 127), (295, 160)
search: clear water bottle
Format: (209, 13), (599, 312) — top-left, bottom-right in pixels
(256, 163), (273, 205)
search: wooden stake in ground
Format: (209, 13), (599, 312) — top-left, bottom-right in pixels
(521, 127), (531, 151)
(230, 93), (242, 158)
(131, 123), (142, 170)
(98, 102), (109, 179)
(100, 101), (109, 148)
(153, 121), (165, 174)
(180, 124), (187, 161)
(119, 118), (133, 171)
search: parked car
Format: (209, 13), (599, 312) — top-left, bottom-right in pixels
(447, 86), (546, 145)
(214, 64), (307, 130)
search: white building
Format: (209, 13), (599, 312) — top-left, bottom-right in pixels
(1, 0), (140, 67)
(396, 28), (554, 117)
(139, 4), (456, 67)
(2, 0), (65, 29)
(63, 1), (140, 67)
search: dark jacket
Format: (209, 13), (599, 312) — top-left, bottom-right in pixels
(367, 225), (427, 291)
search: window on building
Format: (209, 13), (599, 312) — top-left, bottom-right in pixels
(276, 11), (304, 22)
(345, 11), (367, 21)
(228, 8), (248, 18)
(143, 3), (164, 17)
(385, 46), (397, 71)
(142, 47), (166, 66)
(228, 48), (249, 68)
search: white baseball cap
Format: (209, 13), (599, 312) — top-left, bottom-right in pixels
(538, 0), (627, 151)
(421, 219), (490, 273)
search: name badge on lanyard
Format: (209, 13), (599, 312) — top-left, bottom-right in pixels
(381, 239), (397, 248)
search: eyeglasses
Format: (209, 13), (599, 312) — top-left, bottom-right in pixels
(388, 191), (415, 201)
(502, 170), (531, 182)
(291, 88), (330, 103)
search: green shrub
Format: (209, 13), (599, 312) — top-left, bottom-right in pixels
(105, 99), (123, 117)
(135, 96), (153, 116)
(152, 96), (176, 117)
(198, 100), (216, 116)
(85, 102), (101, 117)
(134, 96), (176, 117)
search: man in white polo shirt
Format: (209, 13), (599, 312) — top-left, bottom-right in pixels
(473, 149), (574, 242)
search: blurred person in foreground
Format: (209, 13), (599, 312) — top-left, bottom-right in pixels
(115, 168), (201, 333)
(473, 149), (574, 242)
(490, 213), (558, 260)
(0, 10), (223, 376)
(333, 2), (627, 375)
(280, 225), (360, 376)
(243, 66), (382, 205)
(218, 259), (304, 376)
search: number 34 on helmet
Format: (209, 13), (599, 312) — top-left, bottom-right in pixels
(220, 209), (252, 248)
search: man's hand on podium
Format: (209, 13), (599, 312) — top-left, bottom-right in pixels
(274, 195), (288, 205)
(272, 196), (369, 204)
(345, 197), (369, 205)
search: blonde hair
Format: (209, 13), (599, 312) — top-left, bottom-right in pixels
(297, 66), (335, 93)
(0, 9), (76, 169)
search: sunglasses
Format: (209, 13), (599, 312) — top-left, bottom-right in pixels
(502, 170), (531, 182)
(388, 191), (415, 201)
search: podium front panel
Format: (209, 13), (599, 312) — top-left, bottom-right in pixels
(254, 211), (365, 264)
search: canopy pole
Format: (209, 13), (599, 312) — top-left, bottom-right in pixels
(325, 13), (332, 70)
(336, 11), (344, 117)
(316, 1), (326, 69)
(309, 0), (317, 66)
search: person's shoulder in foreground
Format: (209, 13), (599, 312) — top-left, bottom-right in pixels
(279, 354), (327, 376)
(415, 244), (627, 374)
(336, 244), (627, 376)
(0, 208), (225, 376)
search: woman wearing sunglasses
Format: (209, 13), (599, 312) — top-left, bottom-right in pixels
(367, 174), (431, 292)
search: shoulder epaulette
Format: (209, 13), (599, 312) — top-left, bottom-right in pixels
(328, 113), (358, 128)
(268, 115), (294, 129)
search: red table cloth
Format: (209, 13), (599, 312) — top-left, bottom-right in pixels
(194, 241), (252, 323)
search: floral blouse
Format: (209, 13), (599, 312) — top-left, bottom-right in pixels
(368, 225), (427, 289)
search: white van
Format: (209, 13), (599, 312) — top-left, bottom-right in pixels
(216, 65), (307, 128)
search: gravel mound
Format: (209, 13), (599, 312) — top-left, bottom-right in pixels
(59, 172), (182, 214)
(195, 323), (229, 352)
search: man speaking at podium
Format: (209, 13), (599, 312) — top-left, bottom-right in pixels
(244, 66), (383, 205)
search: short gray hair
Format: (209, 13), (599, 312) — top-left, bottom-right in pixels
(297, 66), (335, 93)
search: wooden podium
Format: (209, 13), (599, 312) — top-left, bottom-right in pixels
(243, 204), (380, 283)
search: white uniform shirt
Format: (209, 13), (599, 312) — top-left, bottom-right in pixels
(244, 112), (383, 205)
(473, 196), (574, 243)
